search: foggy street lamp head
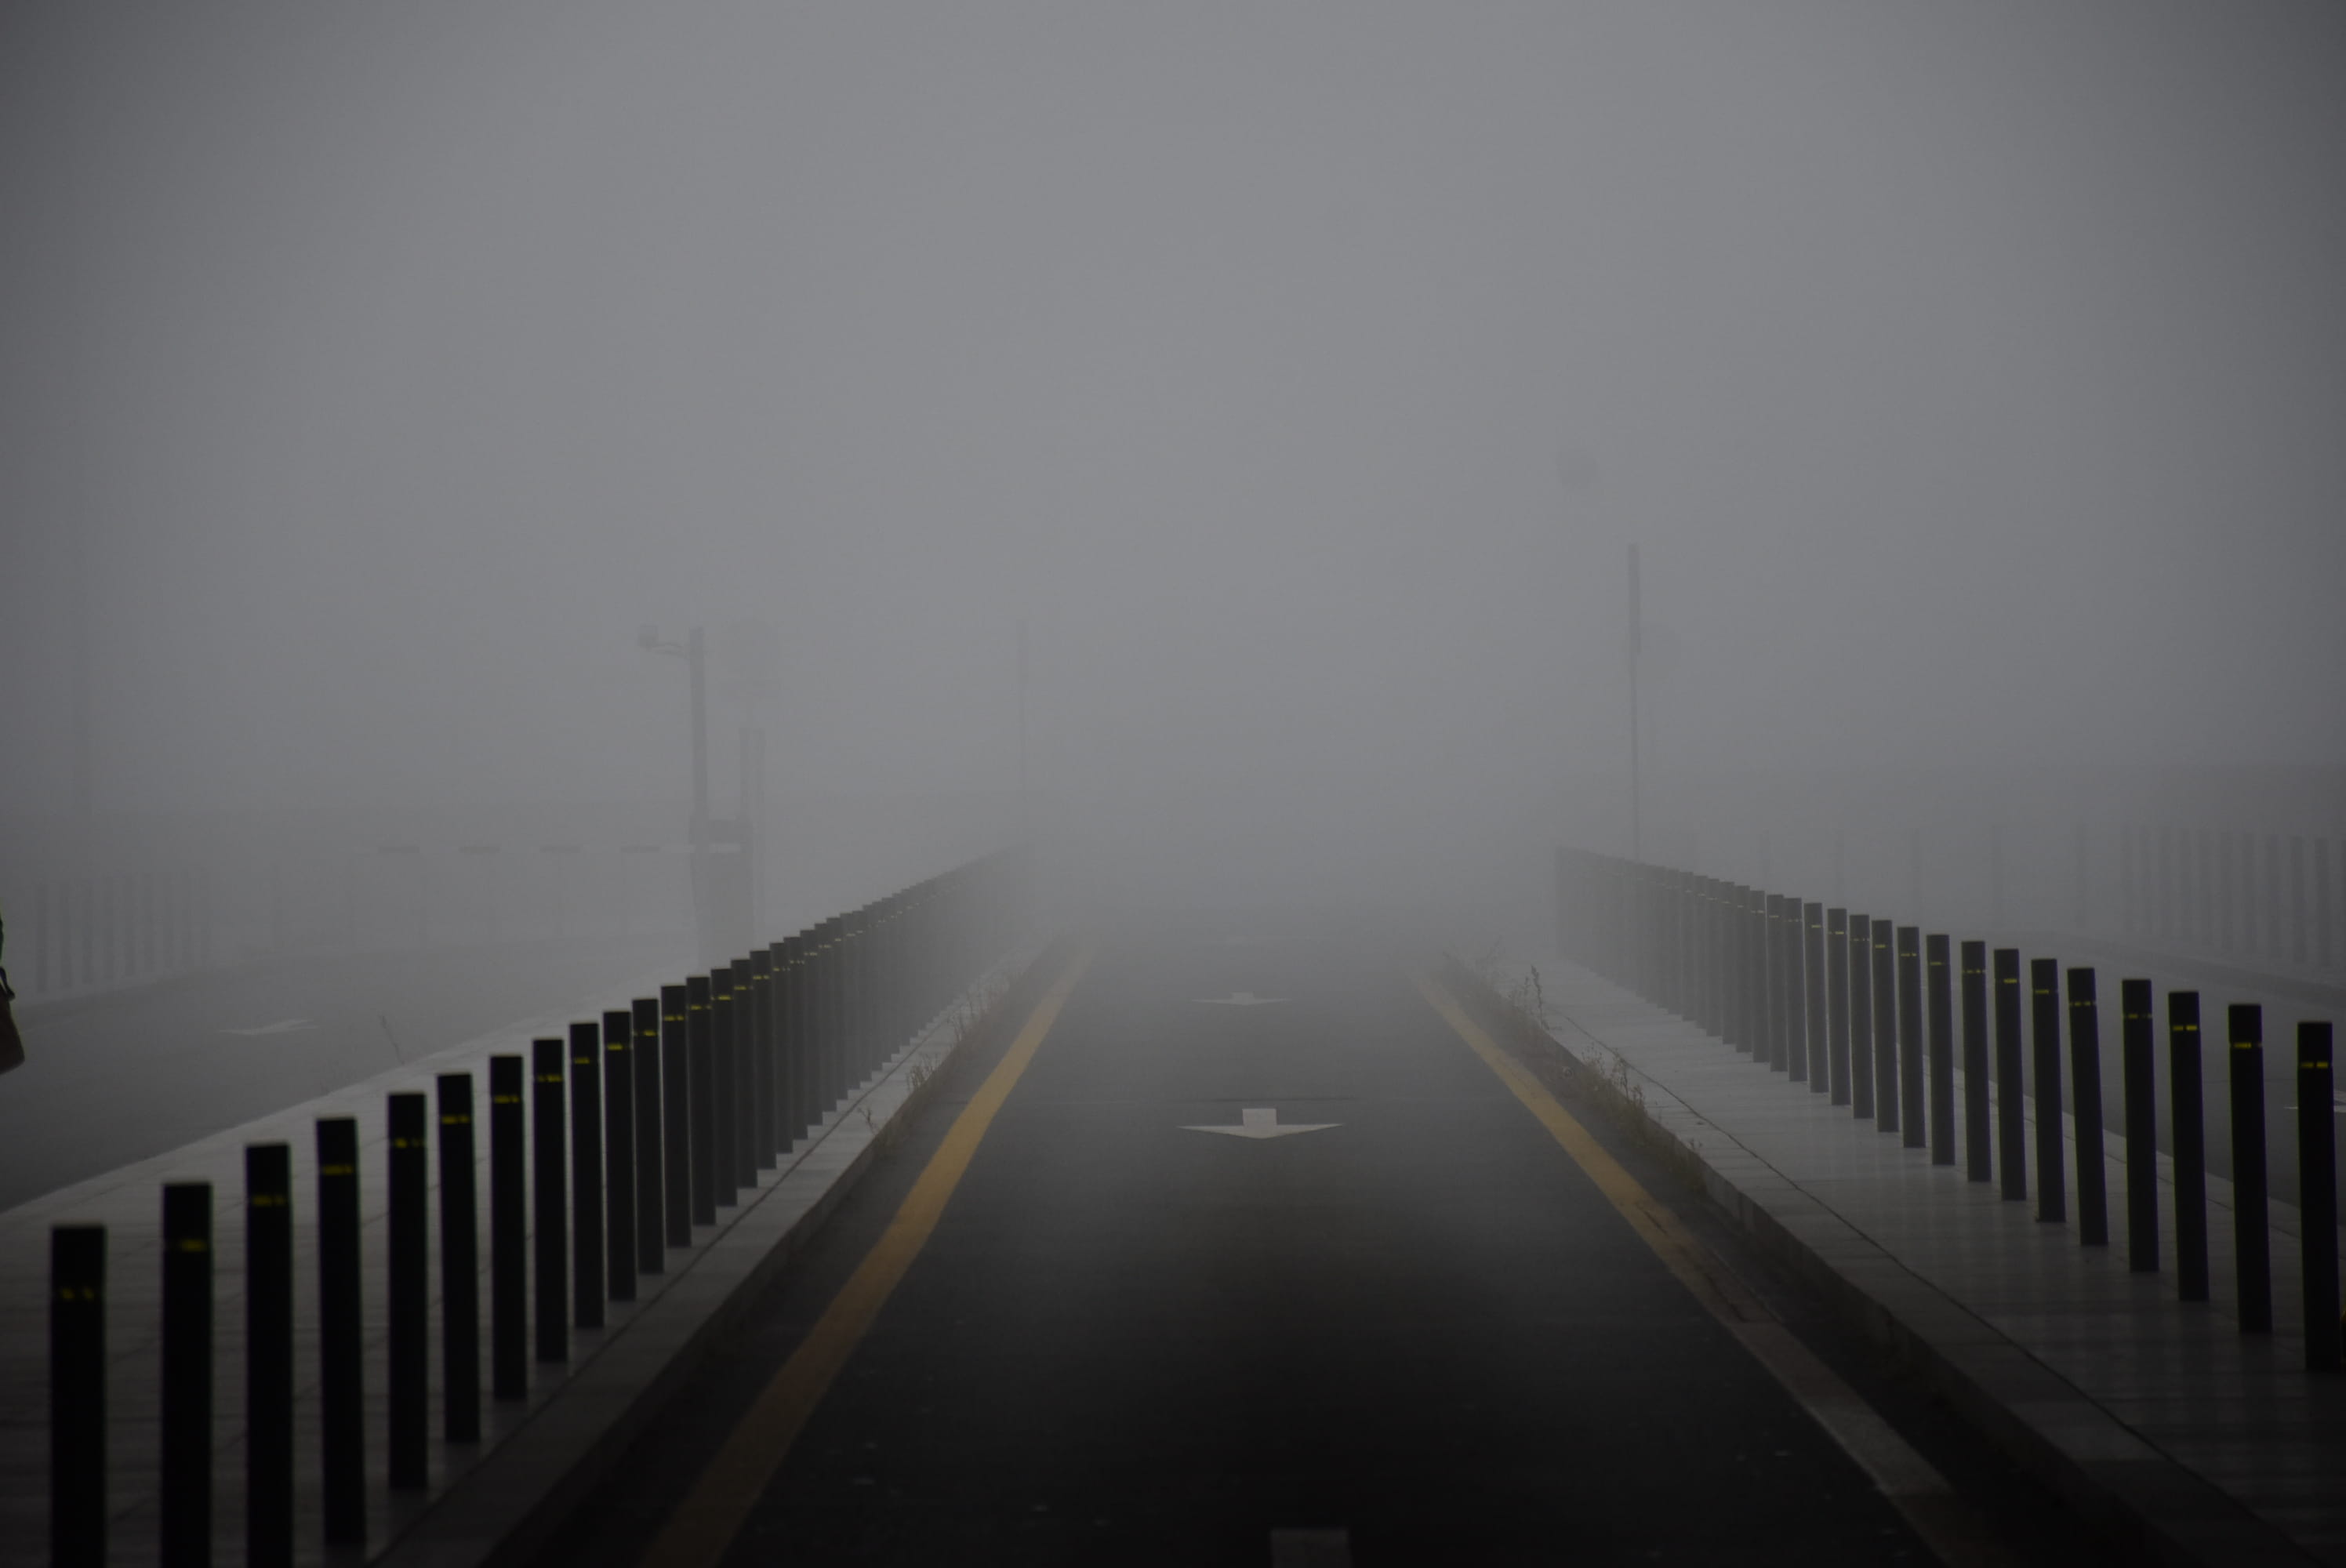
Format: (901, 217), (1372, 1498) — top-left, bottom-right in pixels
(638, 625), (685, 658)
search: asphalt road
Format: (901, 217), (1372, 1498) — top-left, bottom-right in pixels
(537, 911), (2102, 1566)
(0, 931), (688, 1213)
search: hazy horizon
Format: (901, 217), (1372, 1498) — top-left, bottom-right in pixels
(5, 2), (2341, 913)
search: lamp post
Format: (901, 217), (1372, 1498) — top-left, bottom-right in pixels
(1628, 543), (1642, 863)
(640, 626), (712, 958)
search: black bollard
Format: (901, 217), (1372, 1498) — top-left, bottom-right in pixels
(694, 967), (732, 1210)
(2066, 970), (2108, 1246)
(161, 1182), (212, 1567)
(633, 996), (665, 1274)
(731, 958), (757, 1188)
(1782, 897), (1807, 1080)
(688, 975), (717, 1225)
(710, 971), (738, 1206)
(1995, 949), (2026, 1201)
(387, 1092), (429, 1488)
(1773, 891), (1792, 1080)
(1874, 921), (1899, 1135)
(2170, 993), (2210, 1301)
(532, 1038), (568, 1362)
(774, 940), (801, 1146)
(1961, 942), (1990, 1181)
(1850, 915), (1875, 1118)
(438, 1075), (481, 1441)
(2229, 1004), (2271, 1332)
(2032, 960), (2065, 1223)
(2120, 981), (2159, 1272)
(786, 935), (814, 1139)
(1927, 935), (1955, 1163)
(2298, 1022), (2338, 1370)
(751, 949), (776, 1169)
(661, 983), (692, 1244)
(603, 1011), (636, 1303)
(1826, 909), (1851, 1105)
(51, 1225), (106, 1568)
(1898, 927), (1925, 1149)
(568, 1022), (605, 1328)
(317, 1117), (365, 1543)
(489, 1055), (527, 1399)
(246, 1145), (294, 1566)
(1804, 902), (1827, 1093)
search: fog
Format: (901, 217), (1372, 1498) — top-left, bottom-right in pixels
(4, 2), (2342, 938)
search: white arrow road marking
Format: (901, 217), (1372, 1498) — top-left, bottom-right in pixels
(1182, 1107), (1339, 1139)
(1197, 992), (1288, 1006)
(217, 1018), (316, 1037)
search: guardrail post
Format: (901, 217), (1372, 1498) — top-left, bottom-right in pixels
(161, 1182), (212, 1566)
(2120, 981), (2158, 1270)
(532, 1039), (568, 1362)
(1873, 920), (1898, 1135)
(751, 949), (776, 1169)
(387, 1092), (429, 1488)
(1995, 949), (2026, 1200)
(709, 968), (738, 1206)
(1826, 909), (1850, 1105)
(662, 983), (692, 1243)
(2229, 1004), (2271, 1332)
(51, 1225), (106, 1568)
(603, 1011), (637, 1303)
(633, 997), (665, 1274)
(1763, 895), (1785, 1073)
(1849, 915), (1874, 1117)
(317, 1117), (365, 1543)
(246, 1143), (294, 1565)
(1745, 886), (1766, 1058)
(2298, 1021), (2337, 1370)
(1803, 902), (1826, 1093)
(1961, 941), (1989, 1180)
(777, 938), (804, 1145)
(1780, 896), (1803, 1077)
(2032, 960), (2065, 1223)
(2169, 993), (2209, 1301)
(730, 957), (757, 1189)
(767, 942), (793, 1152)
(438, 1074), (481, 1441)
(2066, 970), (2109, 1246)
(568, 1022), (605, 1327)
(1927, 934), (1954, 1163)
(687, 975), (717, 1225)
(1898, 927), (1925, 1149)
(490, 1055), (527, 1399)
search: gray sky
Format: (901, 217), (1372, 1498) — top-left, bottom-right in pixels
(3, 2), (2341, 862)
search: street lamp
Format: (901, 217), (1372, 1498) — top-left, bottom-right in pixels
(639, 626), (712, 956)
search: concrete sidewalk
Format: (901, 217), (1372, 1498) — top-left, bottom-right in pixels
(0, 939), (1057, 1567)
(1459, 952), (2346, 1566)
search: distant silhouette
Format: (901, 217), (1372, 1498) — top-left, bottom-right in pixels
(0, 907), (21, 1073)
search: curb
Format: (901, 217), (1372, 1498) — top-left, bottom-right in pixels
(1436, 953), (2320, 1568)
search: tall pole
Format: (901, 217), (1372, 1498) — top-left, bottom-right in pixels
(686, 628), (710, 960)
(72, 521), (92, 823)
(1016, 619), (1030, 840)
(1628, 543), (1641, 862)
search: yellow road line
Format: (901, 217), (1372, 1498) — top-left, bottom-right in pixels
(640, 942), (1098, 1568)
(1413, 971), (2008, 1568)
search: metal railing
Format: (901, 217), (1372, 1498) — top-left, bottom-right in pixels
(45, 846), (1030, 1566)
(1555, 845), (2339, 1371)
